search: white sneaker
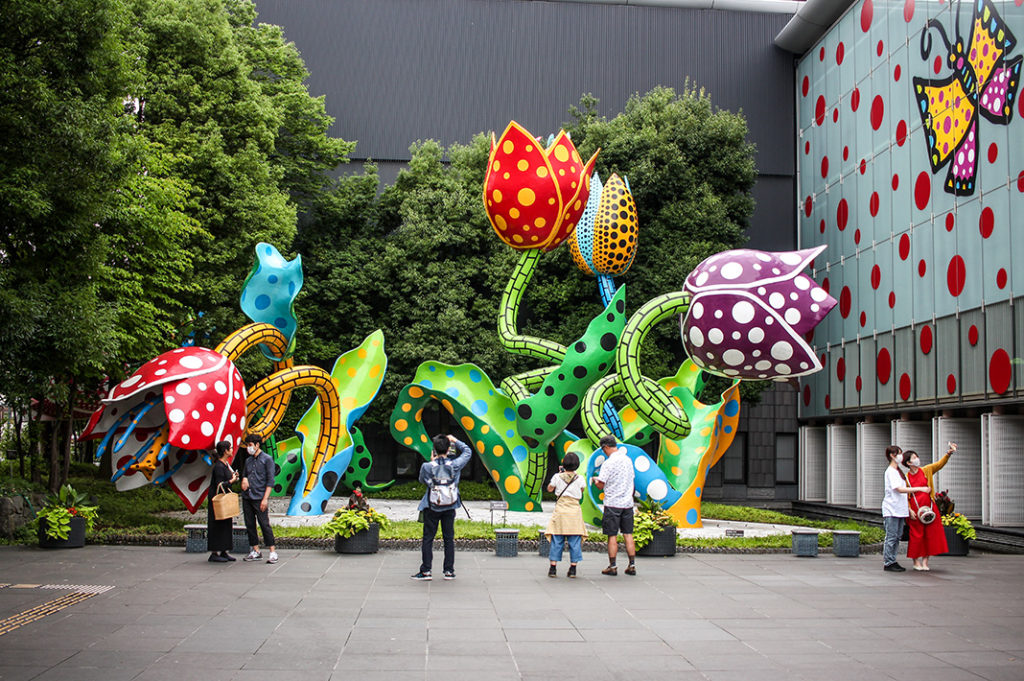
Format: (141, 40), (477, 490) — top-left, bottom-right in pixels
(243, 550), (262, 562)
(267, 551), (278, 564)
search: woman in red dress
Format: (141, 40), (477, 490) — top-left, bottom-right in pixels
(903, 448), (952, 570)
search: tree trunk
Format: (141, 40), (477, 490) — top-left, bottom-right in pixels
(48, 422), (60, 493)
(14, 410), (25, 479)
(60, 389), (75, 486)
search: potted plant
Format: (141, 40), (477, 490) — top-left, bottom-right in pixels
(319, 506), (390, 554)
(634, 499), (678, 557)
(36, 484), (98, 549)
(935, 490), (975, 556)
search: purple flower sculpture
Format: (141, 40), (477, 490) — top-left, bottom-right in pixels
(680, 246), (836, 381)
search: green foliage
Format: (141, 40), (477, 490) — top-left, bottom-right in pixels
(371, 479), (504, 502)
(67, 475), (186, 532)
(942, 512), (975, 541)
(37, 484), (99, 539)
(318, 506), (391, 539)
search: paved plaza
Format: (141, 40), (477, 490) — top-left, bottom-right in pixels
(0, 545), (1021, 681)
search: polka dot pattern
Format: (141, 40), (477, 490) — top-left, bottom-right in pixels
(239, 243), (303, 361)
(568, 174), (638, 276)
(484, 121), (597, 252)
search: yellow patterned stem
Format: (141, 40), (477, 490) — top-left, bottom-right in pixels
(581, 373), (625, 443)
(246, 366), (341, 496)
(499, 365), (556, 402)
(215, 323), (294, 437)
(617, 292), (692, 439)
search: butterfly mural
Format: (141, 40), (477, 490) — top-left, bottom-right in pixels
(912, 0), (1021, 196)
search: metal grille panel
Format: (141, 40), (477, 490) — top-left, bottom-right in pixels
(800, 426), (827, 501)
(932, 417), (982, 519)
(982, 414), (1024, 527)
(856, 423), (890, 510)
(827, 424), (857, 506)
(892, 420), (933, 466)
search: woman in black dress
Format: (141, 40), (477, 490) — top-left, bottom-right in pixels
(208, 440), (239, 562)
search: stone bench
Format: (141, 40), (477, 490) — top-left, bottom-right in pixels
(184, 524), (250, 554)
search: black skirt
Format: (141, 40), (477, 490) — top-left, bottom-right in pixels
(207, 460), (234, 552)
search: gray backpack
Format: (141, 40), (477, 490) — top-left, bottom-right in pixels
(428, 459), (458, 508)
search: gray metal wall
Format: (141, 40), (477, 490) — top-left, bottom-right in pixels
(254, 0), (798, 250)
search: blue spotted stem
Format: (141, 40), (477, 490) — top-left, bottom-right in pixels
(595, 274), (624, 439)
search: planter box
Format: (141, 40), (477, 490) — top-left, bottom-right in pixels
(636, 526), (677, 557)
(941, 525), (970, 556)
(791, 530), (819, 557)
(39, 516), (85, 549)
(832, 530), (860, 558)
(495, 528), (518, 557)
(334, 522), (380, 554)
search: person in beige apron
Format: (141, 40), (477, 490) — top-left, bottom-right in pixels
(546, 452), (586, 578)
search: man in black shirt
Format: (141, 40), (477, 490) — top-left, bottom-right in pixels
(240, 434), (277, 564)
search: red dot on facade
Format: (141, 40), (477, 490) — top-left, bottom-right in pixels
(934, 55), (942, 73)
(899, 373), (912, 400)
(989, 349), (1012, 394)
(894, 64), (902, 81)
(969, 324), (979, 346)
(833, 108), (839, 123)
(877, 40), (884, 56)
(821, 156), (829, 178)
(980, 207), (994, 238)
(870, 96), (885, 130)
(896, 119), (908, 146)
(859, 311), (867, 327)
(837, 42), (845, 64)
(920, 325), (933, 354)
(837, 199), (849, 231)
(862, 0), (874, 31)
(899, 233), (911, 260)
(988, 143), (998, 163)
(892, 173), (900, 191)
(947, 374), (957, 394)
(918, 259), (927, 277)
(1018, 170), (1024, 192)
(843, 146), (849, 161)
(822, 277), (830, 294)
(997, 268), (1008, 289)
(803, 385), (811, 406)
(889, 291), (896, 308)
(825, 394), (831, 409)
(804, 195), (813, 217)
(877, 348), (892, 384)
(815, 95), (827, 126)
(805, 140), (811, 155)
(871, 264), (881, 289)
(869, 192), (880, 217)
(945, 213), (955, 231)
(851, 88), (860, 111)
(839, 286), (852, 318)
(820, 46), (826, 61)
(856, 376), (863, 391)
(802, 76), (810, 97)
(860, 159), (867, 175)
(914, 172), (931, 209)
(837, 356), (846, 381)
(854, 228), (862, 244)
(947, 255), (966, 296)
(904, 0), (915, 22)
(819, 219), (826, 234)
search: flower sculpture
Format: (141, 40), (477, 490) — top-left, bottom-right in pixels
(680, 246), (836, 381)
(568, 173), (638, 280)
(484, 121), (597, 251)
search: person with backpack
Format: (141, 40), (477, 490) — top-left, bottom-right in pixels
(411, 434), (472, 581)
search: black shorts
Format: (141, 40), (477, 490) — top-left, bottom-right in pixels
(602, 506), (634, 535)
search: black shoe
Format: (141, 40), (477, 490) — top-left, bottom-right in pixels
(443, 571), (455, 581)
(209, 554), (229, 563)
(220, 552), (236, 562)
(884, 562), (907, 572)
(567, 565), (577, 578)
(411, 571), (432, 581)
(624, 564), (636, 576)
(548, 565), (557, 578)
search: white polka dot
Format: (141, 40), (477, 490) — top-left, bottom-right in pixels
(230, 414), (237, 423)
(646, 479), (669, 501)
(795, 276), (811, 290)
(771, 341), (794, 360)
(723, 349), (745, 366)
(120, 375), (142, 389)
(708, 328), (724, 344)
(175, 383), (192, 396)
(771, 268), (781, 275)
(179, 355), (203, 369)
(765, 317), (774, 325)
(780, 252), (802, 266)
(752, 349), (761, 357)
(757, 287), (767, 295)
(233, 391), (240, 400)
(756, 252), (772, 262)
(689, 327), (705, 348)
(775, 363), (792, 375)
(811, 304), (820, 313)
(720, 262), (743, 280)
(743, 365), (752, 371)
(181, 434), (190, 445)
(753, 263), (762, 271)
(201, 422), (214, 437)
(749, 327), (765, 343)
(784, 308), (802, 326)
(789, 292), (799, 301)
(634, 457), (650, 472)
(732, 301), (755, 324)
(198, 382), (207, 391)
(732, 331), (741, 340)
(723, 369), (739, 376)
(709, 265), (717, 272)
(206, 402), (215, 412)
(191, 410), (200, 419)
(165, 395), (175, 405)
(168, 409), (185, 423)
(158, 360), (168, 365)
(714, 310), (723, 319)
(695, 272), (709, 286)
(215, 380), (227, 395)
(154, 369), (167, 377)
(594, 455), (606, 468)
(691, 302), (704, 320)
(769, 292), (785, 309)
(800, 362), (809, 369)
(173, 348), (185, 353)
(755, 360), (772, 371)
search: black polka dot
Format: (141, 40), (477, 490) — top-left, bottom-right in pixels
(606, 313), (615, 322)
(322, 471), (338, 491)
(518, 404), (533, 419)
(600, 333), (617, 351)
(274, 484), (282, 493)
(346, 466), (355, 475)
(287, 454), (298, 464)
(543, 386), (554, 396)
(573, 366), (588, 379)
(355, 445), (365, 454)
(524, 437), (539, 448)
(535, 427), (544, 435)
(545, 413), (557, 424)
(301, 502), (311, 512)
(616, 299), (625, 313)
(274, 464), (281, 475)
(598, 362), (608, 372)
(320, 500), (328, 513)
(556, 372), (565, 381)
(574, 341), (587, 353)
(358, 457), (370, 469)
(561, 394), (578, 410)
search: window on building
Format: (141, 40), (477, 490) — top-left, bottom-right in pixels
(775, 433), (797, 484)
(722, 432), (746, 484)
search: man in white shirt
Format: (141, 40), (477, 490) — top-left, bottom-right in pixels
(882, 445), (930, 572)
(593, 434), (636, 576)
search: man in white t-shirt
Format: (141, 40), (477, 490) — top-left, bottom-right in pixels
(882, 445), (930, 572)
(592, 434), (636, 576)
